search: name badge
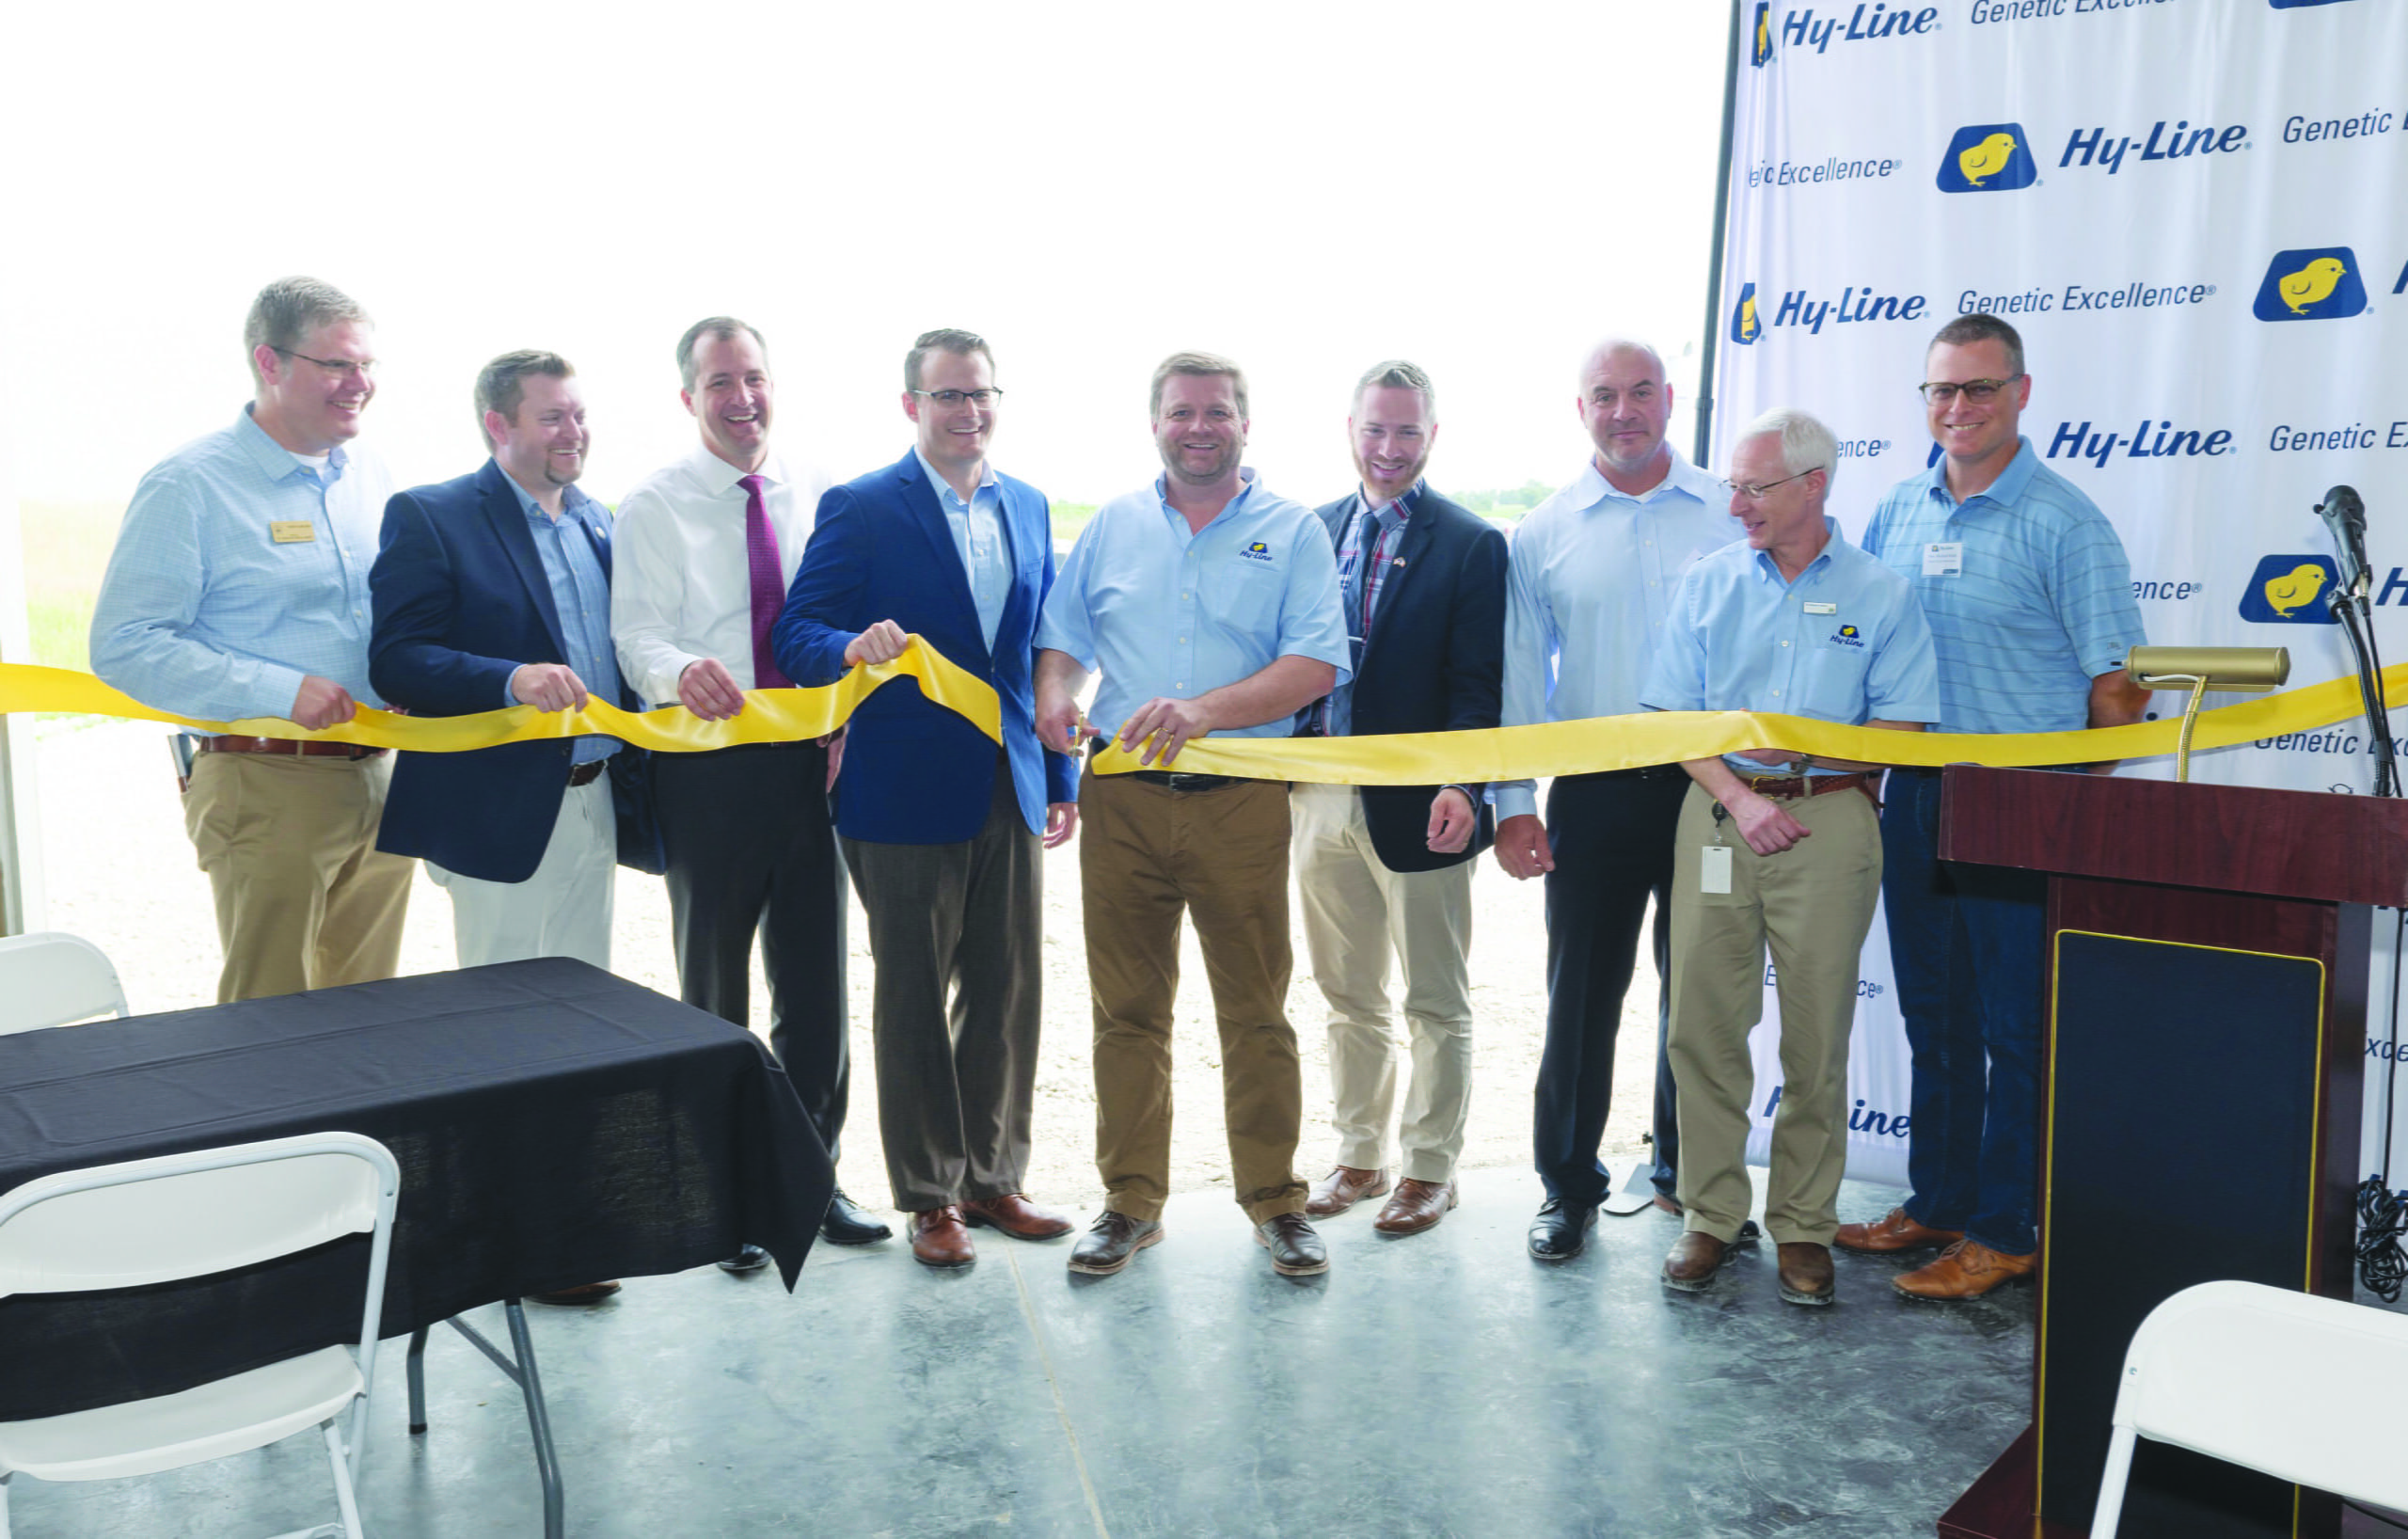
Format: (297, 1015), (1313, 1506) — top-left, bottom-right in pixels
(1700, 845), (1734, 896)
(1803, 601), (1838, 615)
(270, 520), (317, 545)
(1924, 541), (1963, 577)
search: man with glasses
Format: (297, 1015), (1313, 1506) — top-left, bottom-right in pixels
(612, 317), (886, 1261)
(91, 276), (414, 1003)
(1034, 352), (1350, 1278)
(1840, 312), (2147, 1299)
(771, 329), (1080, 1270)
(1641, 409), (1937, 1307)
(1494, 338), (1734, 1261)
(1291, 360), (1507, 1238)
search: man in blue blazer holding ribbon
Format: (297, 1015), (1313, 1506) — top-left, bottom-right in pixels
(774, 328), (1079, 1270)
(371, 351), (653, 978)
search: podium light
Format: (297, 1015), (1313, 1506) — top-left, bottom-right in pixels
(2127, 645), (2290, 783)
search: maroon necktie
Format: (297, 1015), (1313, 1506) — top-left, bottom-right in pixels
(739, 474), (790, 689)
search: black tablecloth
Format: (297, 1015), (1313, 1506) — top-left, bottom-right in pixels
(0, 959), (832, 1419)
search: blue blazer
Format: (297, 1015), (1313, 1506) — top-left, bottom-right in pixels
(369, 459), (658, 883)
(1300, 486), (1508, 874)
(772, 450), (1076, 845)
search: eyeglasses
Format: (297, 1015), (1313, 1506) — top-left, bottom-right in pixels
(272, 347), (377, 381)
(1719, 468), (1823, 500)
(911, 389), (1004, 407)
(1917, 374), (2022, 405)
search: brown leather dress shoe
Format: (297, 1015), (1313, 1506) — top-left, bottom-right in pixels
(1305, 1165), (1394, 1217)
(1661, 1230), (1734, 1292)
(1255, 1213), (1329, 1276)
(961, 1193), (1075, 1240)
(1833, 1206), (1963, 1254)
(1776, 1242), (1836, 1307)
(1893, 1239), (2035, 1300)
(530, 1280), (622, 1306)
(1068, 1211), (1163, 1276)
(911, 1207), (975, 1268)
(1372, 1178), (1458, 1236)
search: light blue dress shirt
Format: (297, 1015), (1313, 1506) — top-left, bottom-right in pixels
(1035, 471), (1351, 738)
(1640, 516), (1941, 770)
(915, 449), (1012, 652)
(90, 405), (392, 722)
(501, 475), (621, 765)
(1861, 437), (2145, 736)
(1494, 453), (1735, 821)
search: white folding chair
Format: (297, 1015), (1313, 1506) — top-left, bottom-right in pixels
(2090, 1278), (2408, 1536)
(0, 931), (130, 1033)
(0, 1133), (401, 1539)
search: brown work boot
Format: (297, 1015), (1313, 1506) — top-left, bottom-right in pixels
(1067, 1211), (1163, 1277)
(1833, 1206), (1963, 1254)
(1371, 1178), (1458, 1236)
(1660, 1230), (1734, 1292)
(1893, 1239), (2035, 1300)
(1305, 1165), (1394, 1217)
(1776, 1242), (1835, 1307)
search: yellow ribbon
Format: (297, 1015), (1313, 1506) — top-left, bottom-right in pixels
(7, 645), (2400, 785)
(0, 639), (1002, 754)
(1088, 664), (2408, 785)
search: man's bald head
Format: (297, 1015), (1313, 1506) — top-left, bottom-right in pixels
(1575, 338), (1674, 488)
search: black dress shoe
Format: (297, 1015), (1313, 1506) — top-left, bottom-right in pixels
(717, 1244), (770, 1275)
(1068, 1211), (1163, 1276)
(1529, 1197), (1598, 1261)
(821, 1189), (893, 1245)
(1254, 1213), (1329, 1276)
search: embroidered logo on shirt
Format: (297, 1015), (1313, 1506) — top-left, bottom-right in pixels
(1830, 624), (1865, 649)
(1241, 541), (1275, 564)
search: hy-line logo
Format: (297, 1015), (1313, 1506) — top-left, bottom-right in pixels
(2251, 247), (2370, 321)
(2238, 556), (2340, 624)
(1758, 4), (1939, 58)
(1728, 282), (1928, 339)
(1937, 123), (2037, 193)
(1731, 283), (1763, 345)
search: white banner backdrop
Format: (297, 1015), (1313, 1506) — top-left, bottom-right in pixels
(1710, 0), (2408, 1186)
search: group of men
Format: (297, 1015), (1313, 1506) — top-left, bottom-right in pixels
(88, 276), (2144, 1304)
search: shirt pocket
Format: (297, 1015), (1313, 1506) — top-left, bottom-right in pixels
(1215, 561), (1287, 639)
(1797, 625), (1877, 713)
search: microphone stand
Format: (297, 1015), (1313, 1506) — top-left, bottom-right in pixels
(2326, 579), (2397, 798)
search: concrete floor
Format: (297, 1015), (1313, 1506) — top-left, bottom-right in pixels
(9, 1168), (2037, 1539)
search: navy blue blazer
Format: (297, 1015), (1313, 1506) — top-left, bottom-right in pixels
(1302, 486), (1508, 875)
(772, 449), (1076, 845)
(369, 459), (658, 883)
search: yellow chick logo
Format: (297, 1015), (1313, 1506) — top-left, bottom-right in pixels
(2263, 562), (2326, 618)
(1737, 293), (1760, 342)
(2278, 256), (2348, 316)
(1956, 133), (2019, 187)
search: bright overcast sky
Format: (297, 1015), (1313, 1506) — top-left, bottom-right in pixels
(1, 3), (1729, 510)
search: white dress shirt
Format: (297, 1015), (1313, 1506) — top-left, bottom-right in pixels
(1493, 451), (1735, 822)
(610, 443), (834, 704)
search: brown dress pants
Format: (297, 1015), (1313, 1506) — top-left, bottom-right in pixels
(1079, 767), (1306, 1224)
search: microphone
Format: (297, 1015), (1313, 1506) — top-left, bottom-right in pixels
(2318, 484), (2369, 600)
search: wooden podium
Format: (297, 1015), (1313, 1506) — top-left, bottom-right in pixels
(1933, 766), (2405, 1539)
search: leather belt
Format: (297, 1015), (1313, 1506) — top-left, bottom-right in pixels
(567, 760), (607, 787)
(197, 736), (385, 761)
(1125, 770), (1241, 793)
(1740, 769), (1881, 801)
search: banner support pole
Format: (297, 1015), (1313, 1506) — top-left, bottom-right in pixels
(1693, 0), (1745, 469)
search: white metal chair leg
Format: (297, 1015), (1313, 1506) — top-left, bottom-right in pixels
(2088, 1424), (2136, 1538)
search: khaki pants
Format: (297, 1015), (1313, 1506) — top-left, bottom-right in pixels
(428, 776), (615, 971)
(1080, 768), (1305, 1224)
(1290, 783), (1475, 1182)
(1667, 779), (1881, 1247)
(183, 750), (415, 1004)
